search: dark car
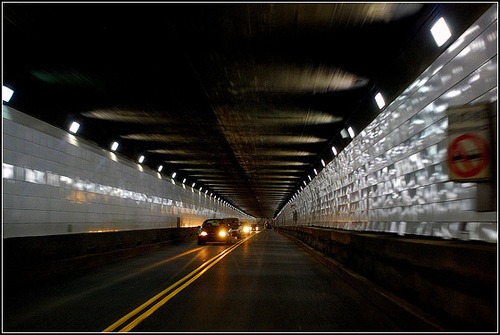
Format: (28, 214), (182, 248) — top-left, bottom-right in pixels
(198, 219), (233, 245)
(222, 217), (241, 238)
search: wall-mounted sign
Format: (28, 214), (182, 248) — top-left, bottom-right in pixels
(447, 103), (493, 182)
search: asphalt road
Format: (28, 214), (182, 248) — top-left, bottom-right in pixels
(3, 229), (402, 332)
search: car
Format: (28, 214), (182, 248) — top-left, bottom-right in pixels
(251, 224), (259, 232)
(198, 219), (233, 245)
(222, 217), (241, 238)
(239, 222), (251, 237)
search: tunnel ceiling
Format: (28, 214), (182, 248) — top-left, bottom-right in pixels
(2, 2), (493, 218)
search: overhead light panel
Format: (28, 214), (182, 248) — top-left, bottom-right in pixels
(321, 159), (326, 167)
(340, 129), (349, 139)
(313, 168), (318, 175)
(331, 146), (338, 155)
(69, 121), (80, 134)
(431, 17), (452, 47)
(138, 155), (145, 164)
(183, 178), (187, 184)
(158, 165), (163, 172)
(111, 141), (119, 152)
(375, 92), (386, 109)
(192, 182), (196, 188)
(347, 126), (355, 139)
(3, 86), (14, 102)
(172, 172), (177, 179)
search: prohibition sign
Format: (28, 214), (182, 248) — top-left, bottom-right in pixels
(448, 133), (490, 178)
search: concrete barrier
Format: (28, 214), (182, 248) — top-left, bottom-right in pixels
(3, 227), (199, 286)
(276, 226), (497, 331)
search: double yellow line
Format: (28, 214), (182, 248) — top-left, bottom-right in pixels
(103, 232), (258, 332)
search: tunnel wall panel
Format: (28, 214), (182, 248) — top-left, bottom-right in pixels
(277, 6), (497, 242)
(3, 107), (254, 238)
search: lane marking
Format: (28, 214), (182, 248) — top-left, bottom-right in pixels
(103, 232), (259, 332)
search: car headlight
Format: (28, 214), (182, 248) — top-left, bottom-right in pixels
(219, 231), (227, 237)
(200, 231), (208, 236)
(243, 226), (250, 233)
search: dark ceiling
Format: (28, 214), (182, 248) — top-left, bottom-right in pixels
(2, 2), (493, 218)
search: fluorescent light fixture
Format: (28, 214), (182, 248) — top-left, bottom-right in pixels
(192, 183), (196, 188)
(347, 126), (355, 139)
(172, 172), (177, 178)
(158, 165), (163, 172)
(182, 178), (186, 184)
(138, 155), (145, 164)
(331, 146), (338, 155)
(111, 141), (119, 152)
(205, 190), (208, 194)
(321, 159), (326, 167)
(313, 168), (318, 175)
(340, 129), (349, 139)
(3, 86), (14, 102)
(69, 121), (80, 134)
(308, 175), (312, 181)
(431, 17), (452, 47)
(375, 92), (385, 109)
(303, 180), (307, 186)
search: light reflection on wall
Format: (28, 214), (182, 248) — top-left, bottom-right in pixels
(3, 163), (189, 208)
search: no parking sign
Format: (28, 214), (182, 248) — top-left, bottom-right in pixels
(447, 103), (493, 182)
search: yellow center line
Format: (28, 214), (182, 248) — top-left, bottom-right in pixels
(102, 232), (259, 332)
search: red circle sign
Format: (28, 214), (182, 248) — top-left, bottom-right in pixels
(448, 133), (490, 178)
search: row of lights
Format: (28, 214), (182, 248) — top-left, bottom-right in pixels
(4, 89), (241, 212)
(276, 16), (452, 218)
(68, 120), (231, 203)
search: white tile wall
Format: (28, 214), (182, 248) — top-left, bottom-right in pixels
(3, 108), (254, 238)
(277, 5), (497, 242)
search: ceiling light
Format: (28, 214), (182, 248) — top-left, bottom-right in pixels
(172, 172), (177, 178)
(313, 168), (318, 175)
(182, 178), (186, 184)
(340, 129), (349, 139)
(158, 165), (163, 172)
(331, 146), (338, 155)
(308, 175), (312, 181)
(347, 126), (355, 139)
(3, 86), (14, 102)
(375, 92), (386, 109)
(69, 121), (80, 134)
(303, 180), (307, 186)
(138, 155), (145, 164)
(321, 159), (326, 167)
(431, 17), (452, 47)
(111, 141), (119, 152)
(192, 182), (196, 188)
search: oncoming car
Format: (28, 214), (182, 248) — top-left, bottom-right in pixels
(239, 222), (251, 237)
(251, 224), (259, 232)
(198, 219), (232, 245)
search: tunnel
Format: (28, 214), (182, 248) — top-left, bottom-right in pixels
(2, 2), (498, 332)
